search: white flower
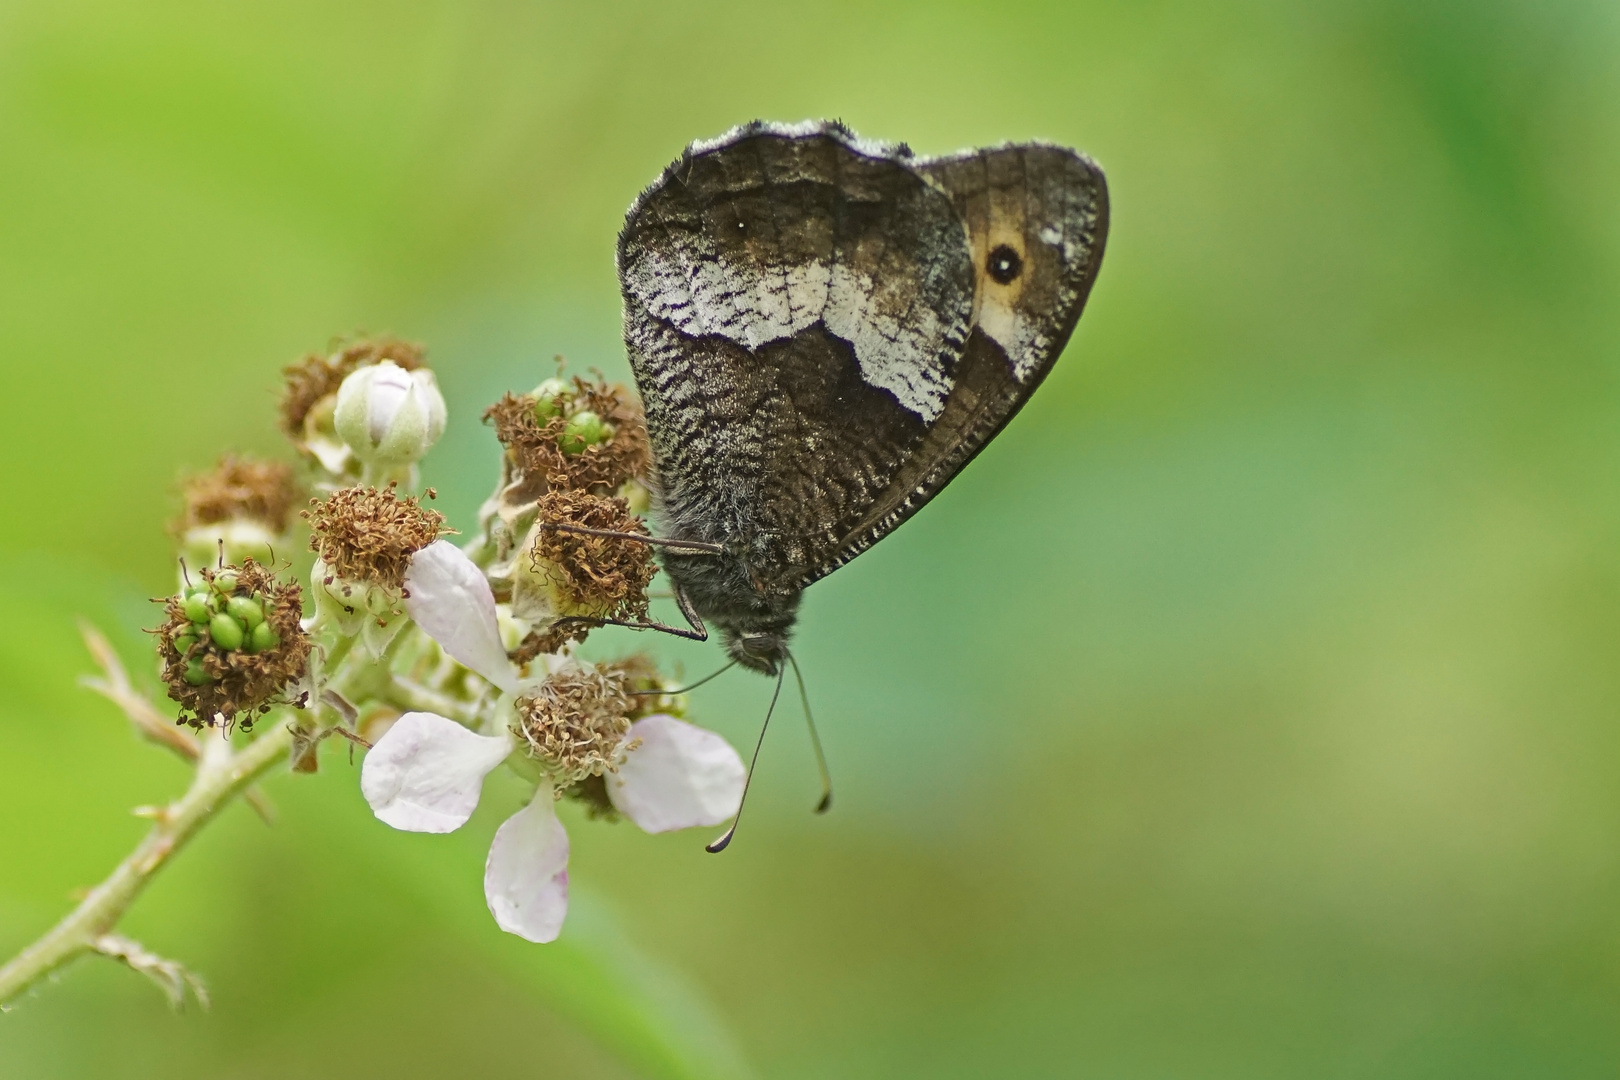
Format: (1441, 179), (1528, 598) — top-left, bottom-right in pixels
(333, 361), (447, 469)
(360, 711), (513, 832)
(484, 784), (570, 942)
(605, 714), (748, 833)
(360, 708), (744, 942)
(401, 540), (518, 693)
(375, 532), (743, 941)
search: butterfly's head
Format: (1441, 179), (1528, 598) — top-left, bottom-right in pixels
(722, 628), (789, 675)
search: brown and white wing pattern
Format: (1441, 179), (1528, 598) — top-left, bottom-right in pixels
(824, 142), (1109, 585)
(618, 121), (1107, 615)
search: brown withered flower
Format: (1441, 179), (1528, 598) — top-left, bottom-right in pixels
(509, 490), (657, 660)
(484, 373), (652, 499)
(173, 455), (300, 535)
(304, 484), (446, 590)
(528, 490), (657, 617)
(155, 560), (310, 729)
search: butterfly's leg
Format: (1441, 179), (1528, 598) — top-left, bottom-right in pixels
(536, 522), (714, 640)
(548, 584), (709, 643)
(539, 522), (724, 555)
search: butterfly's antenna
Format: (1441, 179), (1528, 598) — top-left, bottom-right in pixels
(629, 659), (738, 696)
(706, 662), (786, 854)
(787, 650), (833, 814)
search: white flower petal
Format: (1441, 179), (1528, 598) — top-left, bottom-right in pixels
(366, 363), (415, 443)
(403, 540), (518, 692)
(608, 714), (746, 833)
(485, 787), (570, 943)
(361, 711), (513, 833)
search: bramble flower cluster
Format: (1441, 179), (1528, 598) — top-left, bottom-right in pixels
(0, 336), (748, 1008)
(271, 339), (746, 942)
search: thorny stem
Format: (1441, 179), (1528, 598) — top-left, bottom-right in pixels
(1, 584), (491, 1009)
(0, 720), (295, 1009)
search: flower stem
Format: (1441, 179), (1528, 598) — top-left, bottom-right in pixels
(0, 719), (295, 1008)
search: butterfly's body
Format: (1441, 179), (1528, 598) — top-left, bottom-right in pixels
(617, 121), (1108, 673)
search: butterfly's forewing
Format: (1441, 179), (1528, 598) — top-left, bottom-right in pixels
(618, 122), (1107, 603)
(621, 123), (970, 596)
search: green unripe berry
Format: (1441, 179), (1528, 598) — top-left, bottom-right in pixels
(209, 613), (245, 651)
(212, 572), (239, 594)
(183, 659), (211, 686)
(226, 595), (266, 628)
(531, 378), (571, 422)
(183, 593), (213, 624)
(173, 632), (198, 655)
(560, 410), (608, 454)
(247, 621), (280, 654)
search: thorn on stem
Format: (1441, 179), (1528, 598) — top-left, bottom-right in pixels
(91, 934), (209, 1011)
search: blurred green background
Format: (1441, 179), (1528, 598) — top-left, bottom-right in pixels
(4, 0), (1620, 1075)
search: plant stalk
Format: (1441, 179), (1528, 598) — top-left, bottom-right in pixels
(0, 720), (294, 1008)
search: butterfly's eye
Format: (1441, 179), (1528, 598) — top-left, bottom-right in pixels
(987, 244), (1023, 285)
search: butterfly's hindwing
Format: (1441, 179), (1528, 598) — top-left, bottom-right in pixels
(824, 144), (1110, 582)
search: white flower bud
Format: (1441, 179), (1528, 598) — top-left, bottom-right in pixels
(333, 361), (447, 468)
(178, 520), (278, 584)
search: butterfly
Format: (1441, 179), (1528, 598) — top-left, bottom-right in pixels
(610, 120), (1109, 681)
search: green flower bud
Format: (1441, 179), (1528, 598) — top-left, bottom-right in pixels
(226, 595), (266, 628)
(247, 621), (280, 654)
(183, 593), (213, 624)
(334, 360), (447, 469)
(531, 377), (571, 422)
(183, 659), (211, 686)
(560, 410), (608, 455)
(209, 613), (246, 651)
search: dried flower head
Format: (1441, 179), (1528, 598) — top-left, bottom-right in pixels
(279, 337), (425, 440)
(155, 560), (311, 728)
(174, 455), (300, 534)
(508, 490), (657, 659)
(304, 484), (446, 589)
(514, 665), (637, 786)
(530, 490), (656, 615)
(484, 373), (651, 498)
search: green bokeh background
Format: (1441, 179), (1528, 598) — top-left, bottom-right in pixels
(3, 0), (1619, 1075)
